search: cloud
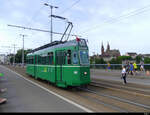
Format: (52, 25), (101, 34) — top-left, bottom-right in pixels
(1, 0), (150, 55)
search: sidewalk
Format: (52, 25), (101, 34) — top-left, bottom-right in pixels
(0, 65), (87, 112)
(91, 69), (150, 86)
(0, 72), (7, 104)
(91, 69), (150, 78)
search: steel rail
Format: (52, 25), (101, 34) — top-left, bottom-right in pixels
(91, 80), (150, 92)
(78, 87), (150, 111)
(90, 80), (150, 97)
(76, 87), (127, 112)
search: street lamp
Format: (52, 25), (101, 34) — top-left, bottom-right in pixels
(50, 15), (66, 20)
(20, 34), (27, 67)
(44, 3), (59, 43)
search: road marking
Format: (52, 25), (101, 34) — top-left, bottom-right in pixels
(1, 65), (93, 113)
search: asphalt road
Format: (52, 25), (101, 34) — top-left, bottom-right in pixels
(0, 65), (88, 112)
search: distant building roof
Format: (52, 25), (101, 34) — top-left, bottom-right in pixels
(143, 54), (150, 56)
(126, 52), (137, 56)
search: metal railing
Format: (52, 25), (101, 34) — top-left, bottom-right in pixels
(90, 64), (150, 70)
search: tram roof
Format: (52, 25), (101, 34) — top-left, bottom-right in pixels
(28, 39), (83, 55)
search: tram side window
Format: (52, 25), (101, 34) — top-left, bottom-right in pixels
(56, 51), (65, 65)
(35, 56), (37, 64)
(46, 56), (49, 65)
(38, 56), (41, 64)
(67, 50), (71, 65)
(48, 52), (53, 65)
(26, 57), (29, 64)
(28, 57), (34, 64)
(41, 56), (46, 65)
(31, 57), (34, 64)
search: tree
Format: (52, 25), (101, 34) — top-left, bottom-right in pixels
(144, 57), (150, 64)
(136, 56), (142, 64)
(15, 49), (22, 63)
(109, 58), (118, 64)
(109, 56), (132, 64)
(13, 49), (32, 64)
(95, 58), (106, 64)
(90, 56), (94, 64)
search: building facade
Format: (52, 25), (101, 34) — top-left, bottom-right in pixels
(100, 42), (121, 61)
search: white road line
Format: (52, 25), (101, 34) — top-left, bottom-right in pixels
(1, 65), (93, 113)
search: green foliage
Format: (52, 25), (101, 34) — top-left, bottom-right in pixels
(109, 58), (118, 64)
(15, 49), (22, 63)
(144, 57), (150, 64)
(117, 56), (132, 61)
(9, 49), (32, 64)
(10, 56), (13, 63)
(90, 57), (94, 64)
(95, 58), (106, 64)
(110, 56), (132, 64)
(90, 56), (106, 64)
(135, 56), (142, 64)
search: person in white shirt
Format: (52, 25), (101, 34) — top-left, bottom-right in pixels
(122, 66), (127, 84)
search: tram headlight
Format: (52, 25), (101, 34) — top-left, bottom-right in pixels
(84, 72), (87, 75)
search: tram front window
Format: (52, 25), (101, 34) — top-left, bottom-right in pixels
(79, 51), (89, 65)
(79, 39), (87, 47)
(73, 52), (78, 64)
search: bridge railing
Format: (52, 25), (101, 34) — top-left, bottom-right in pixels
(90, 64), (150, 70)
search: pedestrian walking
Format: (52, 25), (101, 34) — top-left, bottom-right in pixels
(125, 61), (130, 75)
(121, 66), (127, 84)
(140, 61), (145, 72)
(107, 62), (111, 72)
(129, 63), (134, 76)
(133, 62), (138, 75)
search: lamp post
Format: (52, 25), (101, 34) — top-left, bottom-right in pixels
(20, 34), (27, 67)
(44, 3), (58, 43)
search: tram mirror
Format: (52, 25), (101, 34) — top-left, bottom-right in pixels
(64, 52), (67, 56)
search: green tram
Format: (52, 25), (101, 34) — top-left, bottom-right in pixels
(26, 38), (91, 88)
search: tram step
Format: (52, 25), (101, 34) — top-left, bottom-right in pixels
(56, 81), (67, 88)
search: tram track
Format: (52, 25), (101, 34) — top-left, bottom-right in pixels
(91, 78), (150, 97)
(76, 86), (150, 112)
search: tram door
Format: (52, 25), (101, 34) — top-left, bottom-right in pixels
(55, 50), (65, 82)
(34, 55), (37, 77)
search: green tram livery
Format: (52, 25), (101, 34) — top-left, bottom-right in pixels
(26, 38), (91, 88)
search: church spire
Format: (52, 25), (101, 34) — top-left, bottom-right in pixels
(101, 42), (104, 55)
(106, 42), (110, 52)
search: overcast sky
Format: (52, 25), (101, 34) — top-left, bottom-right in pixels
(0, 0), (150, 56)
